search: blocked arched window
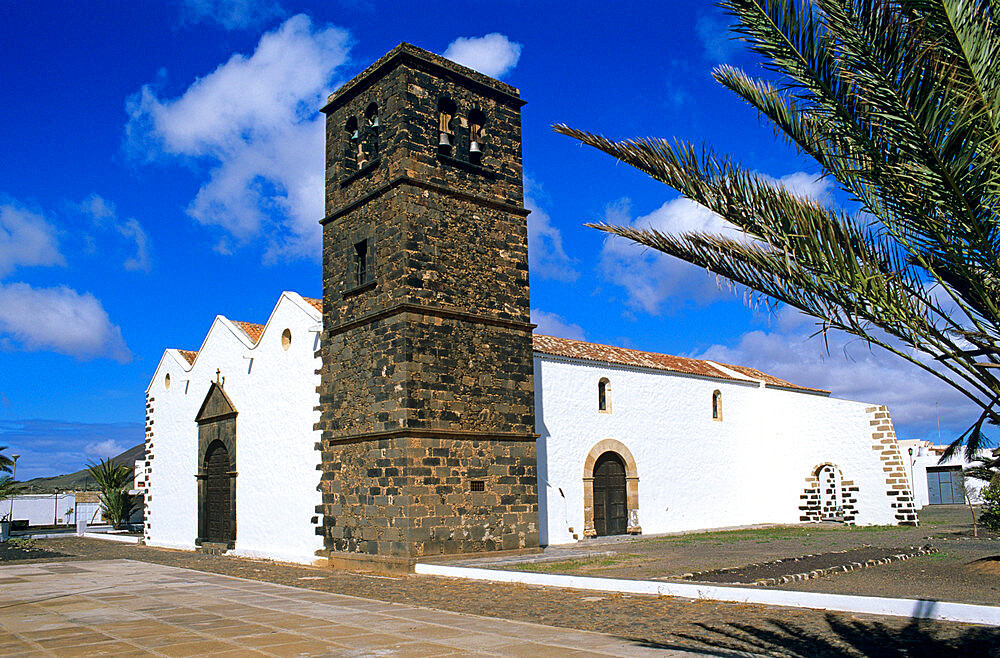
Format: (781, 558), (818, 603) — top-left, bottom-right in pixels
(437, 97), (456, 153)
(468, 108), (486, 164)
(364, 102), (380, 159)
(344, 116), (359, 170)
(712, 390), (722, 421)
(598, 378), (611, 413)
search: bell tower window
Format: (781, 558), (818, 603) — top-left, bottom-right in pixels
(344, 116), (359, 170)
(364, 103), (379, 159)
(437, 97), (456, 154)
(468, 109), (485, 164)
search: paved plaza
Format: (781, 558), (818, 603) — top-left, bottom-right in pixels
(0, 559), (695, 657)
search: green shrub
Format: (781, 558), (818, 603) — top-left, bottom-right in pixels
(979, 482), (1000, 531)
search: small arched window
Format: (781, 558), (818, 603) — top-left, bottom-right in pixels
(437, 97), (456, 153)
(712, 390), (722, 421)
(468, 108), (486, 164)
(344, 116), (359, 170)
(364, 102), (379, 159)
(598, 378), (611, 413)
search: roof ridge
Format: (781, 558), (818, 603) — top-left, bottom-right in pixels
(531, 334), (828, 394)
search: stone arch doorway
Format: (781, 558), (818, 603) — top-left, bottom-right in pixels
(799, 462), (857, 524)
(195, 382), (237, 548)
(583, 439), (641, 537)
(817, 464), (842, 520)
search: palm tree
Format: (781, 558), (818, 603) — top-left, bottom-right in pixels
(86, 458), (137, 530)
(556, 0), (1000, 458)
(0, 476), (21, 522)
(0, 447), (13, 474)
(965, 450), (1000, 487)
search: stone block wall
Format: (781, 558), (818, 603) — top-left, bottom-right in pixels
(143, 392), (154, 542)
(315, 43), (538, 561)
(868, 405), (919, 525)
(317, 436), (537, 558)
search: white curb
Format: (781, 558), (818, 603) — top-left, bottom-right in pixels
(82, 532), (140, 544)
(414, 563), (1000, 627)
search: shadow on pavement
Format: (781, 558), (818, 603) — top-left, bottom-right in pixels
(650, 613), (999, 657)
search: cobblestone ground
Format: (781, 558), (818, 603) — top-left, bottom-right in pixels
(2, 538), (997, 657)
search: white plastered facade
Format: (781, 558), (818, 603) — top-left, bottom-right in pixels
(146, 293), (912, 560)
(536, 354), (904, 546)
(144, 292), (324, 564)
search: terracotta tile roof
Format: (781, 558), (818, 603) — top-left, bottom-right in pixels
(722, 364), (826, 393)
(531, 334), (827, 394)
(176, 350), (198, 365)
(302, 296), (323, 313)
(232, 321), (265, 344)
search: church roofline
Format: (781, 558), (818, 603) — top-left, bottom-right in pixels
(321, 42), (524, 115)
(531, 334), (830, 395)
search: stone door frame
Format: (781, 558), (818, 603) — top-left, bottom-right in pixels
(583, 439), (641, 537)
(195, 382), (238, 548)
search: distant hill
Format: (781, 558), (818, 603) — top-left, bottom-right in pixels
(18, 443), (145, 493)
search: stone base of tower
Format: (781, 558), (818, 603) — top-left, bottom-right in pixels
(316, 435), (539, 565)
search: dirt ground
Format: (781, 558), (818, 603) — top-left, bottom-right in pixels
(2, 536), (997, 657)
(495, 505), (1000, 605)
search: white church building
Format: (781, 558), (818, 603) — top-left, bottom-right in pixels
(143, 291), (918, 565)
(142, 42), (918, 567)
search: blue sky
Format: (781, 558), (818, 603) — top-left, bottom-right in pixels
(0, 1), (987, 479)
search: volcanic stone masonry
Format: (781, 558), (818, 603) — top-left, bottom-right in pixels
(314, 43), (539, 565)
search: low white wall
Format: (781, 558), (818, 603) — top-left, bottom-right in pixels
(146, 292), (324, 562)
(6, 494), (86, 527)
(535, 355), (901, 546)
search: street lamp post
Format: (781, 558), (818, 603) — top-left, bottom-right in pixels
(7, 454), (18, 521)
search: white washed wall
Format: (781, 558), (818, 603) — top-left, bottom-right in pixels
(908, 449), (988, 507)
(7, 493), (77, 526)
(535, 355), (901, 546)
(146, 292), (324, 563)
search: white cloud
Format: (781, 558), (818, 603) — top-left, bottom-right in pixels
(694, 308), (978, 440)
(80, 194), (152, 273)
(0, 282), (131, 363)
(696, 9), (739, 63)
(84, 439), (126, 459)
(125, 15), (350, 261)
(531, 309), (586, 341)
(0, 202), (64, 279)
(761, 171), (834, 202)
(525, 178), (577, 282)
(598, 197), (743, 314)
(598, 172), (830, 314)
(443, 33), (522, 79)
(181, 0), (284, 30)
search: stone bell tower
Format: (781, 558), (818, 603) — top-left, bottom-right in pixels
(315, 43), (538, 568)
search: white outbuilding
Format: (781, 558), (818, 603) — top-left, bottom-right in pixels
(143, 293), (918, 564)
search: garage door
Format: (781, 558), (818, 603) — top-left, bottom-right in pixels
(927, 466), (964, 505)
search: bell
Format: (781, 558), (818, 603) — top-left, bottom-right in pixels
(439, 132), (451, 147)
(351, 130), (359, 140)
(470, 141), (481, 154)
(370, 116), (379, 128)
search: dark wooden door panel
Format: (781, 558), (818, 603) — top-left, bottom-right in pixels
(593, 453), (627, 537)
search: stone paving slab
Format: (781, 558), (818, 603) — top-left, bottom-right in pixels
(0, 560), (700, 657)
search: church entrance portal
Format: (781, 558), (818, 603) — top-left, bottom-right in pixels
(593, 452), (628, 536)
(195, 382), (237, 547)
(203, 440), (232, 542)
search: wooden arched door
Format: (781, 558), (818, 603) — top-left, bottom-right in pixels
(593, 452), (628, 536)
(195, 382), (237, 547)
(203, 440), (231, 543)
